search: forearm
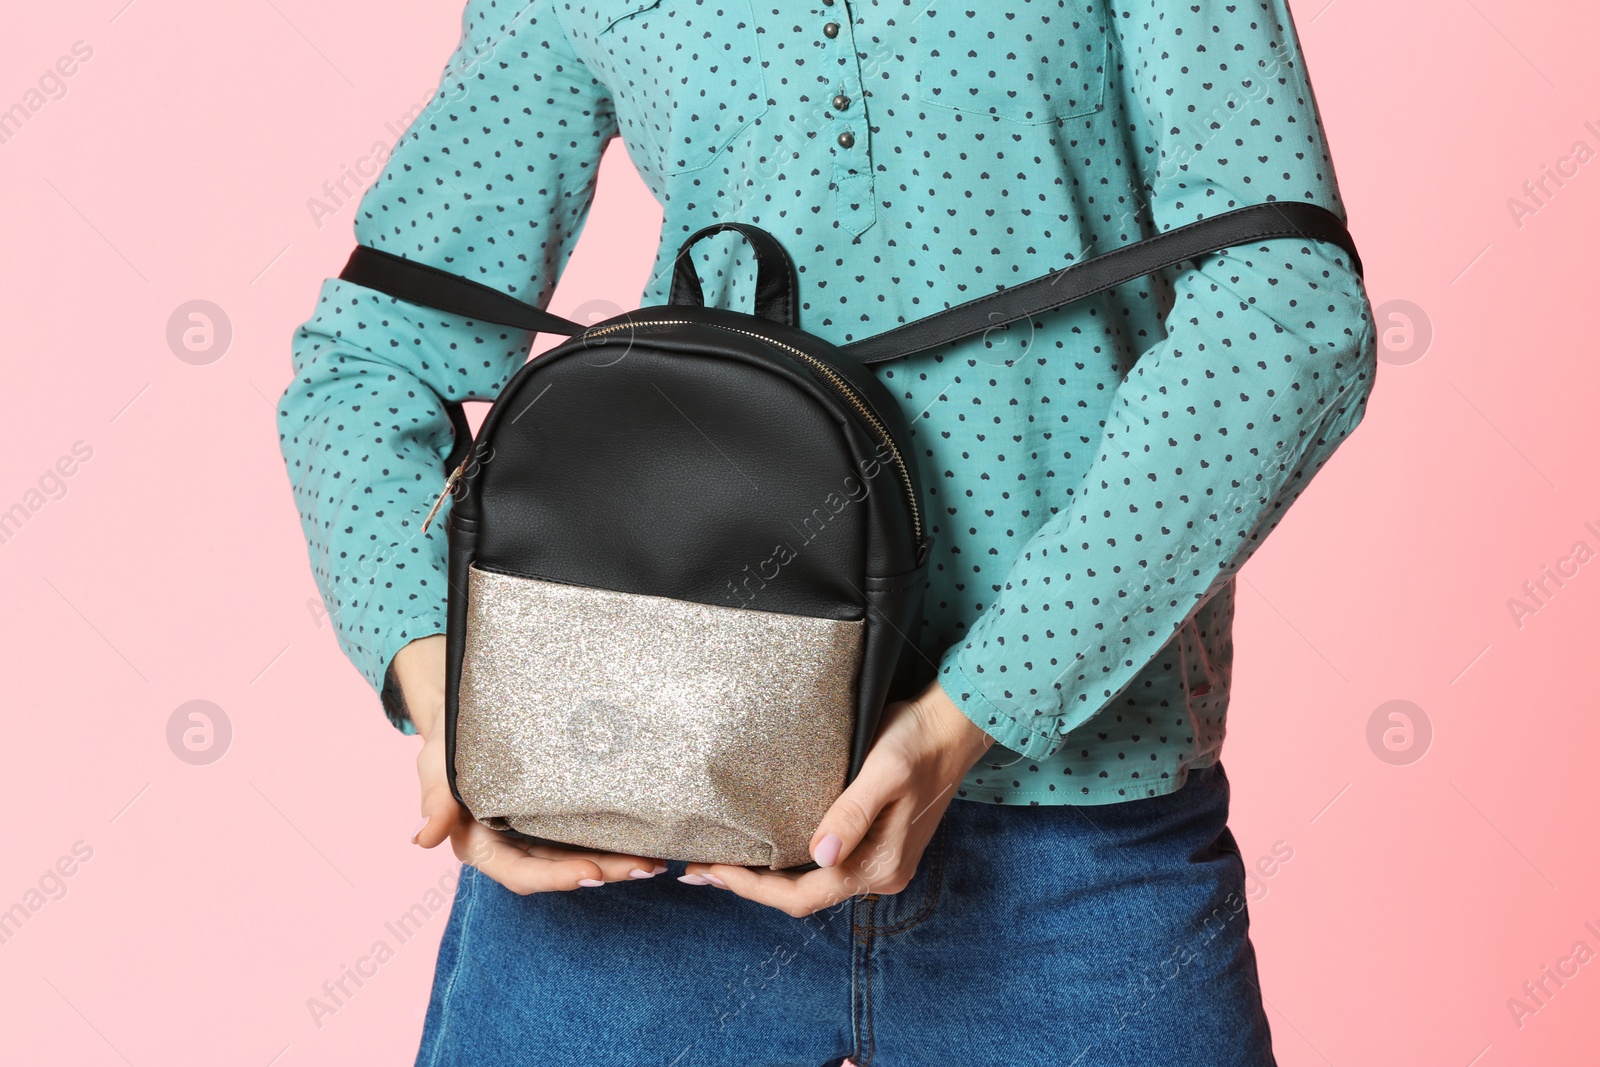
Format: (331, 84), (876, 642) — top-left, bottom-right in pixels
(277, 293), (526, 693)
(939, 256), (1376, 754)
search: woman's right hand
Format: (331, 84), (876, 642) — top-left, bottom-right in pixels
(393, 635), (667, 891)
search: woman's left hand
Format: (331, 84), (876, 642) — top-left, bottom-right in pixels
(682, 678), (995, 917)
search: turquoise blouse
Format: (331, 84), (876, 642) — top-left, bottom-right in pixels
(278, 0), (1376, 805)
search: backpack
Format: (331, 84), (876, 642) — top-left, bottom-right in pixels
(337, 203), (1361, 869)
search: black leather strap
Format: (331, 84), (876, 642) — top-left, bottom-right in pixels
(338, 244), (584, 337)
(336, 202), (1361, 366)
(838, 202), (1363, 364)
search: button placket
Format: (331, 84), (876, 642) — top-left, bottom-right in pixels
(819, 0), (875, 236)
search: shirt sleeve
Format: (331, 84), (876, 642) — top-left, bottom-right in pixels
(276, 0), (615, 732)
(935, 0), (1378, 758)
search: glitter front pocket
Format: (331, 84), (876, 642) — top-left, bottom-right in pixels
(455, 565), (866, 869)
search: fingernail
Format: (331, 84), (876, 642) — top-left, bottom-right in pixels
(704, 873), (728, 888)
(629, 868), (657, 879)
(678, 873), (710, 885)
(578, 878), (605, 887)
(411, 816), (429, 843)
(813, 833), (842, 868)
(651, 865), (668, 875)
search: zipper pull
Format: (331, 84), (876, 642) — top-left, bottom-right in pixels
(421, 457), (469, 534)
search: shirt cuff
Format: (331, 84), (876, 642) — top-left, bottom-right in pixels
(379, 659), (419, 737)
(936, 650), (1061, 761)
(367, 609), (448, 737)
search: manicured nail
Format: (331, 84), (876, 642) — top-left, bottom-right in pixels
(651, 865), (668, 874)
(813, 833), (843, 868)
(704, 873), (728, 888)
(629, 868), (657, 879)
(411, 816), (429, 843)
(578, 878), (605, 887)
(678, 873), (711, 885)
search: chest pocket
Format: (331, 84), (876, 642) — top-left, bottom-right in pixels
(914, 0), (1107, 124)
(574, 0), (768, 177)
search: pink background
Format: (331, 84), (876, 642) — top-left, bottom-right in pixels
(2, 1), (1597, 1063)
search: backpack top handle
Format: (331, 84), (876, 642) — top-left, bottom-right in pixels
(668, 221), (801, 327)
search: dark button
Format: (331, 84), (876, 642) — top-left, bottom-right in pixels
(822, 0), (835, 5)
(833, 93), (851, 111)
(837, 130), (855, 149)
(823, 21), (840, 38)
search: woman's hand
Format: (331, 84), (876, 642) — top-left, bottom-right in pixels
(394, 635), (667, 890)
(682, 677), (995, 917)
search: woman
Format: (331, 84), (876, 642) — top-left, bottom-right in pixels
(278, 1), (1375, 1063)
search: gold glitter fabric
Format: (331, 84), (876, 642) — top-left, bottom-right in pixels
(455, 565), (865, 868)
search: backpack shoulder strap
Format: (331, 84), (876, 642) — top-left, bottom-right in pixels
(333, 203), (1361, 365)
(838, 201), (1362, 365)
(336, 244), (584, 337)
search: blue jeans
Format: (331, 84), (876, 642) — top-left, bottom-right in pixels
(415, 763), (1275, 1066)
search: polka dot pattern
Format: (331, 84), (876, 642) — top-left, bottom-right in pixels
(277, 0), (1376, 803)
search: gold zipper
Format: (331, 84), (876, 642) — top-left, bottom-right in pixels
(581, 318), (922, 543)
(420, 455), (468, 534)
